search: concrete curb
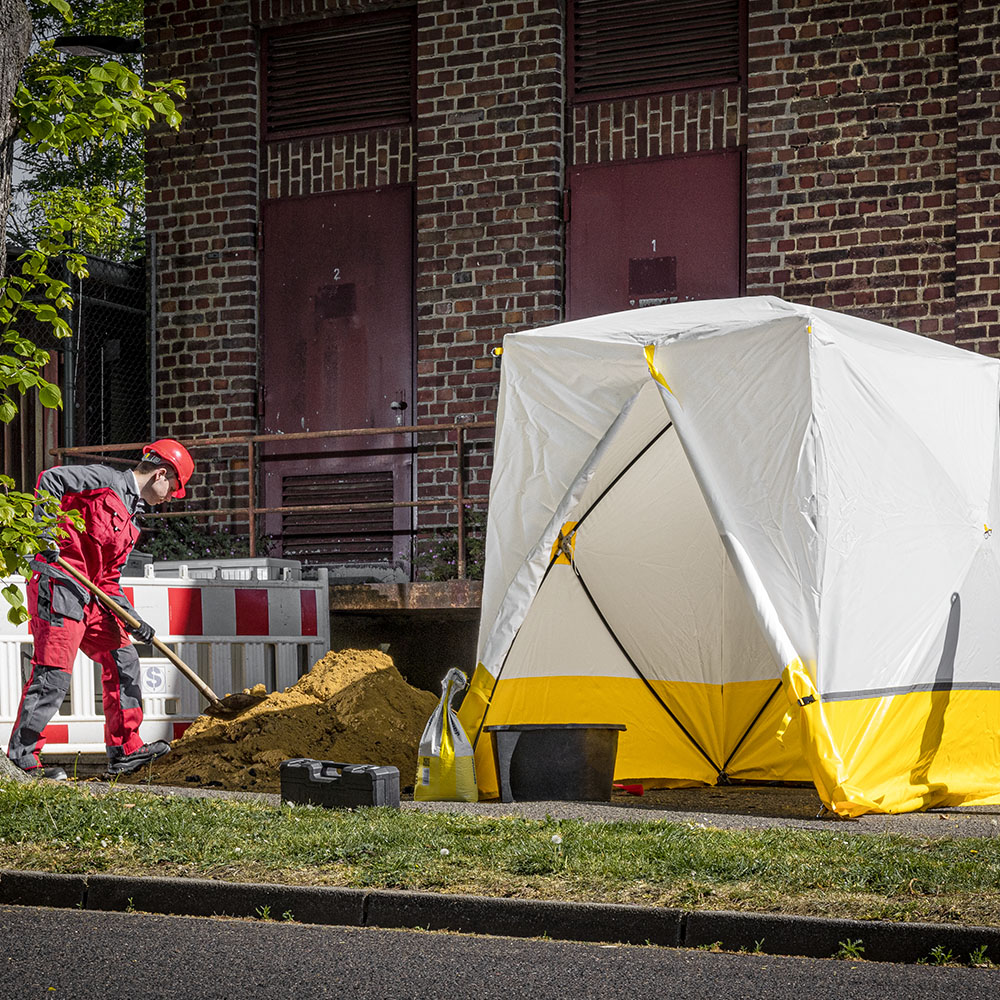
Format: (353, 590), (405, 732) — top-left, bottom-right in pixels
(2, 868), (999, 965)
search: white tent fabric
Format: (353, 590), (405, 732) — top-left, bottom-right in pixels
(461, 296), (1000, 815)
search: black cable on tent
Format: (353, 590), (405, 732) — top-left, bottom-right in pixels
(560, 417), (787, 782)
(570, 420), (674, 537)
(719, 680), (783, 778)
(556, 417), (725, 776)
(569, 559), (725, 778)
(469, 422), (674, 752)
(472, 414), (789, 785)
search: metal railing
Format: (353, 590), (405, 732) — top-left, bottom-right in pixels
(53, 419), (495, 580)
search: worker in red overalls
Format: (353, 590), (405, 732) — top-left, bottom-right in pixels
(7, 439), (195, 779)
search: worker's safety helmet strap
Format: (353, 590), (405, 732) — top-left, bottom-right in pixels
(142, 439), (194, 498)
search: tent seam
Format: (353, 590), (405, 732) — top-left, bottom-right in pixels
(569, 561), (724, 777)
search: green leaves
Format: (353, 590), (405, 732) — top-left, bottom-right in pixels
(38, 382), (62, 409)
(25, 118), (55, 143)
(0, 482), (80, 624)
(11, 6), (187, 260)
(1, 584), (27, 625)
(0, 0), (183, 627)
(39, 0), (74, 19)
(14, 46), (185, 156)
(0, 196), (115, 512)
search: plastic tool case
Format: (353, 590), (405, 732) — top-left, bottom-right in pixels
(279, 759), (401, 809)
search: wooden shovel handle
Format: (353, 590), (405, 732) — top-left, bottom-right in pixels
(53, 556), (223, 707)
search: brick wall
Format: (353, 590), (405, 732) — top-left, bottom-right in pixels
(572, 86), (744, 166)
(745, 0), (961, 340)
(955, 0), (1000, 353)
(264, 129), (414, 198)
(144, 0), (1000, 561)
(146, 0), (566, 544)
(254, 0), (405, 20)
(145, 0), (259, 513)
(413, 0), (564, 518)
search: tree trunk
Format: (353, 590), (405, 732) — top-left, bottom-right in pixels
(0, 0), (30, 278)
(0, 751), (28, 783)
(0, 0), (31, 781)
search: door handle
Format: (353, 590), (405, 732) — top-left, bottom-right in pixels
(390, 399), (408, 425)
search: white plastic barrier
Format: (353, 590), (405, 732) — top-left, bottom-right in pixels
(0, 561), (330, 755)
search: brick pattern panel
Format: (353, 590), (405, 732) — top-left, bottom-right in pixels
(955, 0), (1000, 353)
(145, 0), (260, 517)
(745, 0), (959, 339)
(253, 0), (409, 26)
(414, 0), (563, 524)
(572, 86), (744, 166)
(264, 128), (414, 198)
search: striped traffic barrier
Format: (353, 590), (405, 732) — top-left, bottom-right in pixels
(0, 561), (330, 754)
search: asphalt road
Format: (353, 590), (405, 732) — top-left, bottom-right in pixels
(2, 904), (997, 1000)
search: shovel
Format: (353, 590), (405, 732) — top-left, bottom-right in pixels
(53, 556), (266, 719)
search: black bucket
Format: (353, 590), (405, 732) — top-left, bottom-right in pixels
(484, 723), (626, 802)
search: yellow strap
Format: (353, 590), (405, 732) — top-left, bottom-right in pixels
(775, 710), (793, 745)
(550, 521), (578, 564)
(644, 344), (672, 394)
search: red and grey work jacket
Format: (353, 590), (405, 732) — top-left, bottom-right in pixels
(31, 464), (143, 621)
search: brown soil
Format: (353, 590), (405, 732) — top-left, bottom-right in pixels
(125, 648), (438, 794)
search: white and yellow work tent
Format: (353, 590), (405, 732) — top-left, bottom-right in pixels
(458, 296), (1000, 816)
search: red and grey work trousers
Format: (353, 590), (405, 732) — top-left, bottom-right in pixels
(8, 574), (146, 769)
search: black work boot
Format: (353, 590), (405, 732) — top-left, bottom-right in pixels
(23, 764), (68, 781)
(106, 741), (171, 775)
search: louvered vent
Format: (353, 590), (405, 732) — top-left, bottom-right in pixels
(263, 11), (413, 140)
(572, 0), (740, 101)
(281, 471), (394, 565)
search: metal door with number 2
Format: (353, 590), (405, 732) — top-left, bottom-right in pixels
(261, 186), (414, 572)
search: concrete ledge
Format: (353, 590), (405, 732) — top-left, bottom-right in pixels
(3, 869), (1000, 966)
(329, 580), (482, 612)
(365, 889), (684, 946)
(0, 870), (86, 910)
(86, 874), (367, 927)
(684, 909), (1000, 964)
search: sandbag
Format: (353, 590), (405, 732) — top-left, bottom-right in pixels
(414, 667), (477, 802)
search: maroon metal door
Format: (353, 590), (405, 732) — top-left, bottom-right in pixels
(261, 186), (414, 572)
(566, 151), (742, 320)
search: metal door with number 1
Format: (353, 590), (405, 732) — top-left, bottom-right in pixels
(261, 186), (414, 572)
(566, 151), (742, 320)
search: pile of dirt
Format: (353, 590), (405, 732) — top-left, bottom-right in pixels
(127, 648), (439, 794)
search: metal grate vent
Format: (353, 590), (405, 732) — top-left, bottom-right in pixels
(262, 10), (413, 140)
(281, 471), (394, 565)
(571, 0), (740, 101)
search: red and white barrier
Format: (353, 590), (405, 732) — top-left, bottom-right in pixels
(0, 561), (330, 756)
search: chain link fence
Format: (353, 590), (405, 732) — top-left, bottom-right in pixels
(2, 250), (149, 490)
(65, 254), (150, 450)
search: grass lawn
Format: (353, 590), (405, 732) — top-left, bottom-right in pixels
(2, 780), (999, 927)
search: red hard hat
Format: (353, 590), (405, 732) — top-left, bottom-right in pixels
(142, 439), (194, 498)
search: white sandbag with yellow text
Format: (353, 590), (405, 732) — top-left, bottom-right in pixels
(414, 668), (477, 802)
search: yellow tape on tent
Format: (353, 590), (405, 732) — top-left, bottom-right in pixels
(644, 344), (672, 394)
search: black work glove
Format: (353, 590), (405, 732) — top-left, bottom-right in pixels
(37, 548), (60, 563)
(126, 617), (155, 644)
